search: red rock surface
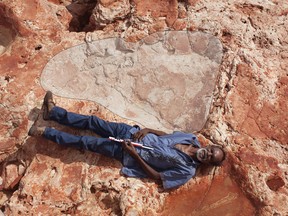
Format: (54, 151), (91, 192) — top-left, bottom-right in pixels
(0, 0), (287, 215)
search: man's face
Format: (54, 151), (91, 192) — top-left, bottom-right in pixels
(196, 146), (224, 164)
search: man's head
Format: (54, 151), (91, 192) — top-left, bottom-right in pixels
(196, 145), (226, 166)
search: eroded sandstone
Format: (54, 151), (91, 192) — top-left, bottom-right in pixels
(0, 0), (287, 215)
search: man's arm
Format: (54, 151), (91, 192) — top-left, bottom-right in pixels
(122, 141), (161, 180)
(133, 128), (167, 141)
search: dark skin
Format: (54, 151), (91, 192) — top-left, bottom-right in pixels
(122, 128), (224, 182)
(122, 140), (161, 180)
(133, 128), (167, 140)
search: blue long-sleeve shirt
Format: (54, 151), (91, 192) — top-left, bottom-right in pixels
(121, 128), (201, 189)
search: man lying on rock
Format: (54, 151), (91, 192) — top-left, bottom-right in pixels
(28, 91), (226, 190)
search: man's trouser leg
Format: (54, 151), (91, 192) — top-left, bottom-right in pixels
(43, 128), (123, 161)
(49, 106), (133, 139)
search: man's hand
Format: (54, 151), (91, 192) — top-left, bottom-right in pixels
(133, 128), (150, 141)
(121, 140), (138, 156)
(122, 140), (161, 181)
(133, 128), (167, 141)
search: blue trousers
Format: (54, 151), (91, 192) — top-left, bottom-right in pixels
(43, 106), (134, 161)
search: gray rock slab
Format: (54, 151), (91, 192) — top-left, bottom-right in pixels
(41, 31), (223, 132)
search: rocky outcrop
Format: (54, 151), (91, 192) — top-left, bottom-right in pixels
(41, 31), (223, 132)
(0, 0), (287, 215)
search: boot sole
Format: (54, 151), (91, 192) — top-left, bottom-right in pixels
(43, 91), (53, 120)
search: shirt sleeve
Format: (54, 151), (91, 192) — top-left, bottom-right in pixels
(160, 165), (196, 189)
(121, 152), (148, 178)
(121, 166), (148, 178)
(163, 131), (201, 147)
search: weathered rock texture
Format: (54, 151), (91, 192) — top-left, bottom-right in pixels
(41, 31), (223, 132)
(0, 0), (287, 215)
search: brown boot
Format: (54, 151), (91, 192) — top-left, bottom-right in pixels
(28, 125), (46, 137)
(43, 91), (55, 120)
